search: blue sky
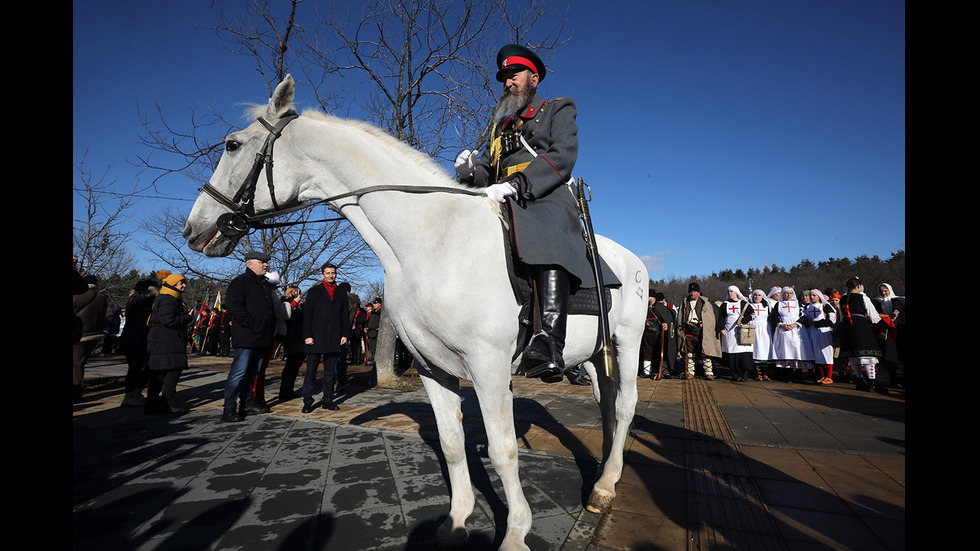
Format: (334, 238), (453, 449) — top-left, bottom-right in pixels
(74, 1), (905, 281)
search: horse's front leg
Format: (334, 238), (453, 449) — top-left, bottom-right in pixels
(419, 370), (474, 549)
(471, 367), (532, 551)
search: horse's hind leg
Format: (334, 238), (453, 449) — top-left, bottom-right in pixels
(419, 370), (474, 549)
(585, 342), (639, 513)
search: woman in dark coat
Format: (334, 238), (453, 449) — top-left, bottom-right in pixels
(145, 271), (194, 414)
(118, 278), (159, 407)
(278, 286), (306, 401)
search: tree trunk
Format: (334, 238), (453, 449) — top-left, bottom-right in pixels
(375, 307), (398, 386)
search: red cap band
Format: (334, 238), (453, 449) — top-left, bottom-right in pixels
(501, 56), (538, 75)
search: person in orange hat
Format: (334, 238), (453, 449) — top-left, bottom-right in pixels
(145, 270), (193, 414)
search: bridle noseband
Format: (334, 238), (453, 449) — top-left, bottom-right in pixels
(200, 113), (299, 237)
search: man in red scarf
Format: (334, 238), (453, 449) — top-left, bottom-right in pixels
(301, 263), (351, 412)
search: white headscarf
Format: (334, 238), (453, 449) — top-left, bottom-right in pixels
(768, 286), (782, 305)
(807, 288), (828, 304)
(878, 283), (898, 315)
(727, 285), (747, 302)
(780, 286), (797, 303)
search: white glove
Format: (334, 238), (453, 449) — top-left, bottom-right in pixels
(454, 149), (480, 178)
(485, 181), (517, 203)
(265, 271), (281, 285)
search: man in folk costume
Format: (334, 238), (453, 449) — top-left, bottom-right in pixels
(640, 288), (668, 379)
(456, 44), (595, 383)
(677, 282), (722, 380)
(639, 289), (679, 379)
(652, 292), (679, 377)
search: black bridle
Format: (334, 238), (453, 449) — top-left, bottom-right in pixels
(200, 113), (302, 237)
(200, 113), (484, 237)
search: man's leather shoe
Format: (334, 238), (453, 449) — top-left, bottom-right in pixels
(322, 401), (339, 411)
(245, 405), (271, 415)
(301, 403), (316, 414)
(221, 408), (244, 422)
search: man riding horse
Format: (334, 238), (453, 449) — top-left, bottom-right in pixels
(457, 44), (594, 383)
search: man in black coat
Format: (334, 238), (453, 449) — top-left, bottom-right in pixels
(221, 250), (276, 422)
(301, 263), (351, 412)
(217, 308), (232, 356)
(651, 292), (679, 378)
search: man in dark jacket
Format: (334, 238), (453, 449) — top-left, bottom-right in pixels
(73, 274), (109, 403)
(334, 281), (360, 389)
(118, 278), (159, 407)
(365, 298), (383, 366)
(301, 263), (351, 412)
(217, 308), (232, 356)
(458, 44), (591, 383)
(641, 291), (679, 379)
(221, 250), (276, 422)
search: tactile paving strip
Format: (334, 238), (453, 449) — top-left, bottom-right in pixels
(683, 379), (786, 550)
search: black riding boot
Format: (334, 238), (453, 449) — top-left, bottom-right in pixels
(521, 268), (569, 383)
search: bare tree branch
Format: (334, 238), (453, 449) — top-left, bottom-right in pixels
(73, 147), (144, 281)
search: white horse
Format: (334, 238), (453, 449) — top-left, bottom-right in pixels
(184, 76), (647, 551)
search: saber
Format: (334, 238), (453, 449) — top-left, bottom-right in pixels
(574, 178), (614, 378)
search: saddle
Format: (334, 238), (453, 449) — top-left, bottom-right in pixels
(493, 202), (615, 362)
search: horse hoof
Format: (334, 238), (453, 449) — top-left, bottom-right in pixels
(436, 523), (468, 550)
(586, 489), (614, 513)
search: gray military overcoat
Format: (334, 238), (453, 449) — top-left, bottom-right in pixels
(475, 93), (597, 288)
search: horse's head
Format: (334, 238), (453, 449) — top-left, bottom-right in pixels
(184, 75), (306, 257)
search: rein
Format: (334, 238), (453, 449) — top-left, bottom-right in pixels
(200, 115), (483, 236)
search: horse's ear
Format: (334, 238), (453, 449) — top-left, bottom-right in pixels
(267, 75), (295, 118)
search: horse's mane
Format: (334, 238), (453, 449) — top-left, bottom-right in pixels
(239, 101), (462, 185)
(298, 109), (462, 185)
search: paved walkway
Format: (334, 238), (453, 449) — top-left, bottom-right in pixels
(73, 355), (905, 550)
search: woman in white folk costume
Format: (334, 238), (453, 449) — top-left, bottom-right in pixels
(803, 289), (838, 384)
(798, 290), (815, 379)
(767, 286), (782, 307)
(718, 285), (754, 382)
(749, 289), (774, 380)
(769, 287), (805, 381)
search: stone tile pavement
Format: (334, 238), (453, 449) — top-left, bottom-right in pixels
(73, 354), (905, 550)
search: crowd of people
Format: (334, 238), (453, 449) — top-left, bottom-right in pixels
(76, 244), (906, 419)
(640, 278), (906, 393)
(72, 252), (390, 413)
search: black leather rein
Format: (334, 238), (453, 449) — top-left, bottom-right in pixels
(199, 114), (484, 237)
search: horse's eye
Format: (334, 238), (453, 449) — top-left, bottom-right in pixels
(225, 140), (241, 152)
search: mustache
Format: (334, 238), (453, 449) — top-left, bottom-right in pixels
(492, 84), (535, 122)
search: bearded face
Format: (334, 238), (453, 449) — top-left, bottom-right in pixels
(492, 69), (538, 122)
